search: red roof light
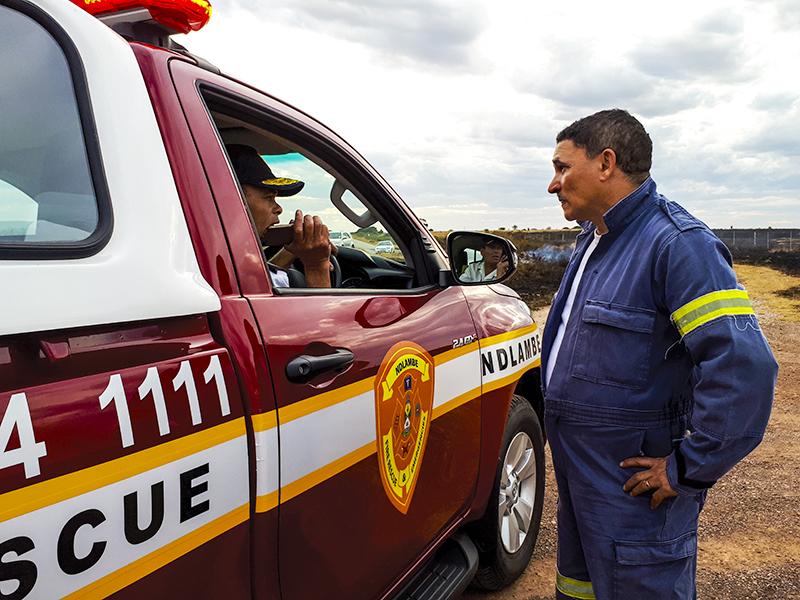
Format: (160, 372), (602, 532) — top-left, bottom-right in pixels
(69, 0), (212, 34)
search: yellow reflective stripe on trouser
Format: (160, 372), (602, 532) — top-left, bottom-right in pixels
(556, 570), (595, 599)
(671, 289), (753, 337)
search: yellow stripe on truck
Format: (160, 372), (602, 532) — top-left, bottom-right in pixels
(2, 428), (250, 600)
(0, 418), (246, 522)
(62, 504), (249, 600)
(257, 324), (541, 510)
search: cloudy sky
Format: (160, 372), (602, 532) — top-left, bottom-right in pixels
(177, 0), (800, 231)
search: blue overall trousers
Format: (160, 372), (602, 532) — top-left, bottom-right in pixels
(547, 416), (702, 599)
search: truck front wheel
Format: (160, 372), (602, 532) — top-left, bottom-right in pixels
(471, 394), (545, 590)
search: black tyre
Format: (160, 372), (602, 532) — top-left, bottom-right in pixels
(470, 394), (545, 590)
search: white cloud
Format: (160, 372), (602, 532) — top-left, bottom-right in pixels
(179, 0), (800, 230)
(213, 0), (488, 69)
(631, 14), (753, 82)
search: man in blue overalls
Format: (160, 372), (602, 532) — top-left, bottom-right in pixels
(541, 109), (778, 599)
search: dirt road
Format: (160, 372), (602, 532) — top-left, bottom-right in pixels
(463, 264), (800, 599)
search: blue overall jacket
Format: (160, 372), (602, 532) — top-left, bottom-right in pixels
(541, 178), (778, 496)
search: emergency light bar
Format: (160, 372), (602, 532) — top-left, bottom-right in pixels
(69, 0), (211, 34)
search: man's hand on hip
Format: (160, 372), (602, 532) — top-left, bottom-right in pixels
(620, 456), (679, 509)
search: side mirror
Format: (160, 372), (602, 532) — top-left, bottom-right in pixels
(443, 231), (517, 286)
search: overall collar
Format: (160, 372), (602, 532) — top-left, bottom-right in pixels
(577, 177), (658, 235)
(602, 177), (658, 234)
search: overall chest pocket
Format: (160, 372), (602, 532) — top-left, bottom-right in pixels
(571, 301), (656, 389)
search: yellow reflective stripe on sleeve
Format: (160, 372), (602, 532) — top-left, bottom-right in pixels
(556, 570), (595, 600)
(671, 289), (753, 337)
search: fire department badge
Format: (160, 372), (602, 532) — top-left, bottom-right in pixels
(375, 341), (435, 514)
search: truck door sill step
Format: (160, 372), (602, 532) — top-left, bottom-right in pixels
(394, 531), (479, 600)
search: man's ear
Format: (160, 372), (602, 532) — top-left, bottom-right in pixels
(599, 148), (617, 181)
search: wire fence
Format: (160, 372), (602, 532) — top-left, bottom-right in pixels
(711, 229), (799, 251)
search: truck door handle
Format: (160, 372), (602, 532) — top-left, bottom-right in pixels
(285, 349), (355, 384)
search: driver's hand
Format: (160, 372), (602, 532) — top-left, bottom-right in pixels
(285, 210), (331, 271)
(497, 255), (510, 278)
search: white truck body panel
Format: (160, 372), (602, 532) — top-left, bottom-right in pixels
(0, 0), (219, 337)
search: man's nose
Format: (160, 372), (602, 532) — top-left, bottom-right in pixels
(548, 176), (560, 194)
(275, 202), (283, 215)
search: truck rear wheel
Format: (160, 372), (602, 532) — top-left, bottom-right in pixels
(471, 394), (545, 590)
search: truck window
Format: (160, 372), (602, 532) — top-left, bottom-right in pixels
(256, 152), (408, 264)
(203, 96), (424, 291)
(0, 4), (105, 252)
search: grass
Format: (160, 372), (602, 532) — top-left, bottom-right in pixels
(730, 248), (800, 307)
(730, 249), (800, 322)
(733, 264), (800, 322)
(351, 228), (392, 244)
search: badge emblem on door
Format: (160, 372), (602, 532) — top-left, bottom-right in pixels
(375, 341), (435, 514)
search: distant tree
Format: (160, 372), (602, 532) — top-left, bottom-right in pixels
(354, 226), (390, 242)
(512, 224), (518, 230)
(499, 227), (506, 231)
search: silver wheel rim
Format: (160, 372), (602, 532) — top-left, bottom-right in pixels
(498, 431), (537, 554)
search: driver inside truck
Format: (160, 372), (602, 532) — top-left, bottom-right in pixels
(226, 144), (335, 288)
(460, 237), (509, 282)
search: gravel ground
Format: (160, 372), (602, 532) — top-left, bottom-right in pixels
(462, 274), (800, 600)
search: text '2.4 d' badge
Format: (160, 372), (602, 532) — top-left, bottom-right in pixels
(374, 341), (435, 514)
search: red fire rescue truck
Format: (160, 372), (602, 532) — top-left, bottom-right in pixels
(0, 1), (545, 598)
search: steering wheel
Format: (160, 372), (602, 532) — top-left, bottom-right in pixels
(288, 253), (342, 288)
(330, 253), (342, 288)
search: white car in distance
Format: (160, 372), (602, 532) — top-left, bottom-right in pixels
(374, 240), (396, 254)
(330, 231), (355, 248)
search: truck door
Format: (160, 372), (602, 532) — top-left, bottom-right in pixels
(172, 66), (484, 600)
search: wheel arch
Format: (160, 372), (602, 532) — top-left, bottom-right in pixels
(465, 389), (546, 590)
(514, 367), (545, 441)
